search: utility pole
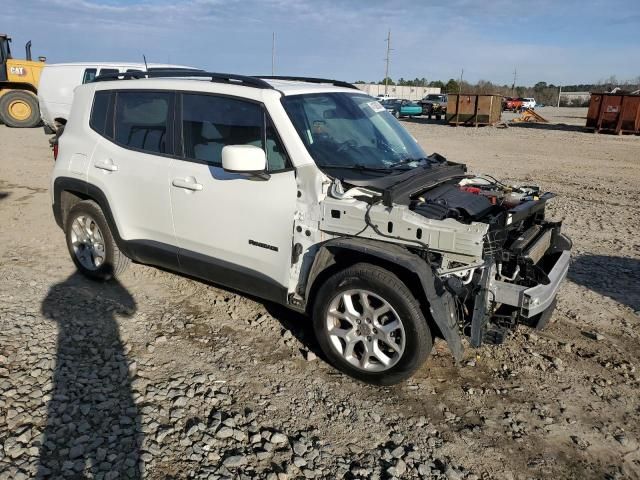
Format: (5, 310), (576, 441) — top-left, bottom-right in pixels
(459, 68), (464, 93)
(271, 32), (275, 76)
(557, 85), (562, 108)
(511, 67), (517, 96)
(384, 29), (391, 95)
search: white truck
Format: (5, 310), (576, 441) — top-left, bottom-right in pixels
(51, 71), (572, 385)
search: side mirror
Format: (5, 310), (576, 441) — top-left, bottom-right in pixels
(222, 145), (267, 176)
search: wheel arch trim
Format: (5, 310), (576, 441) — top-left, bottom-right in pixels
(52, 176), (132, 258)
(305, 237), (464, 362)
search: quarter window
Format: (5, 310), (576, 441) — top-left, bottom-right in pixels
(181, 93), (289, 171)
(89, 91), (111, 135)
(265, 117), (289, 171)
(114, 91), (173, 154)
(82, 68), (97, 84)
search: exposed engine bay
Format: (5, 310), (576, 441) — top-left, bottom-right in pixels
(411, 176), (543, 222)
(409, 175), (566, 289)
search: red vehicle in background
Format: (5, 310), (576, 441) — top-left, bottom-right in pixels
(503, 97), (524, 111)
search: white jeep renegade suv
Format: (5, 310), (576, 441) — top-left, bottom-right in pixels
(51, 71), (571, 385)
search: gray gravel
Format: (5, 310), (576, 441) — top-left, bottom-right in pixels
(1, 120), (639, 478)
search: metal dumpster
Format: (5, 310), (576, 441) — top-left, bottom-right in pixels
(446, 94), (502, 126)
(586, 93), (640, 134)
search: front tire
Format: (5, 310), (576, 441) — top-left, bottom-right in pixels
(0, 90), (41, 128)
(312, 263), (432, 385)
(64, 200), (130, 281)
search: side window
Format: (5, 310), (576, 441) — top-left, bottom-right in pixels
(89, 91), (111, 135)
(181, 93), (290, 171)
(114, 91), (173, 154)
(181, 94), (263, 167)
(82, 68), (97, 84)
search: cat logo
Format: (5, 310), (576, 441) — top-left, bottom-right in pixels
(10, 66), (27, 76)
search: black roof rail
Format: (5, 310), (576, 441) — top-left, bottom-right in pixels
(91, 70), (275, 89)
(257, 76), (359, 90)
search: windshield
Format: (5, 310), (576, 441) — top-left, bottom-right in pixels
(281, 92), (427, 171)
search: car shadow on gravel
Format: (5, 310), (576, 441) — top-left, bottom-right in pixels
(38, 273), (142, 479)
(568, 254), (640, 311)
(263, 302), (326, 360)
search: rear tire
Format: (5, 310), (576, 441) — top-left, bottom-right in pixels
(0, 90), (41, 128)
(312, 263), (432, 385)
(64, 200), (130, 281)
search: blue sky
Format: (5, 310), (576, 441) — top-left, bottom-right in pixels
(4, 0), (640, 85)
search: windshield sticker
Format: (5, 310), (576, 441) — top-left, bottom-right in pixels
(367, 101), (386, 113)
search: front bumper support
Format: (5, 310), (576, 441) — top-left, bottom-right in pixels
(491, 249), (571, 318)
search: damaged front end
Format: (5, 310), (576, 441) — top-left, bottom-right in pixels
(466, 196), (572, 347)
(408, 169), (573, 348)
(316, 154), (572, 358)
(434, 185), (573, 347)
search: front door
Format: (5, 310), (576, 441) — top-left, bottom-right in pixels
(169, 92), (297, 302)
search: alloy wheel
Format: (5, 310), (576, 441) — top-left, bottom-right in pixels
(69, 214), (106, 271)
(326, 289), (406, 372)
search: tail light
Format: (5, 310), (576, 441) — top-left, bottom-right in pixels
(53, 143), (59, 161)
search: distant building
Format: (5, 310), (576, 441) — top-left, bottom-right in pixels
(559, 91), (591, 105)
(355, 84), (441, 100)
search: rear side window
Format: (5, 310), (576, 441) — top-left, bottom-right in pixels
(114, 91), (173, 154)
(90, 91), (111, 136)
(83, 68), (97, 84)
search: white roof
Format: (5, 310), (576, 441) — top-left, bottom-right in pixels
(259, 79), (360, 96)
(91, 75), (362, 97)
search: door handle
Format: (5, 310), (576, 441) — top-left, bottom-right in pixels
(172, 177), (203, 191)
(94, 159), (118, 172)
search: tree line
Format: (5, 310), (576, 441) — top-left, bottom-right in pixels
(353, 76), (640, 106)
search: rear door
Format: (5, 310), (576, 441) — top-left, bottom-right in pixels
(169, 92), (297, 302)
(87, 89), (178, 265)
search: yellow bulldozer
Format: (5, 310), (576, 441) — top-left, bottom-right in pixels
(0, 33), (46, 128)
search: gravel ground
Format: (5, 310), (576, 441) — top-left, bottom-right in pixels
(1, 107), (639, 480)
